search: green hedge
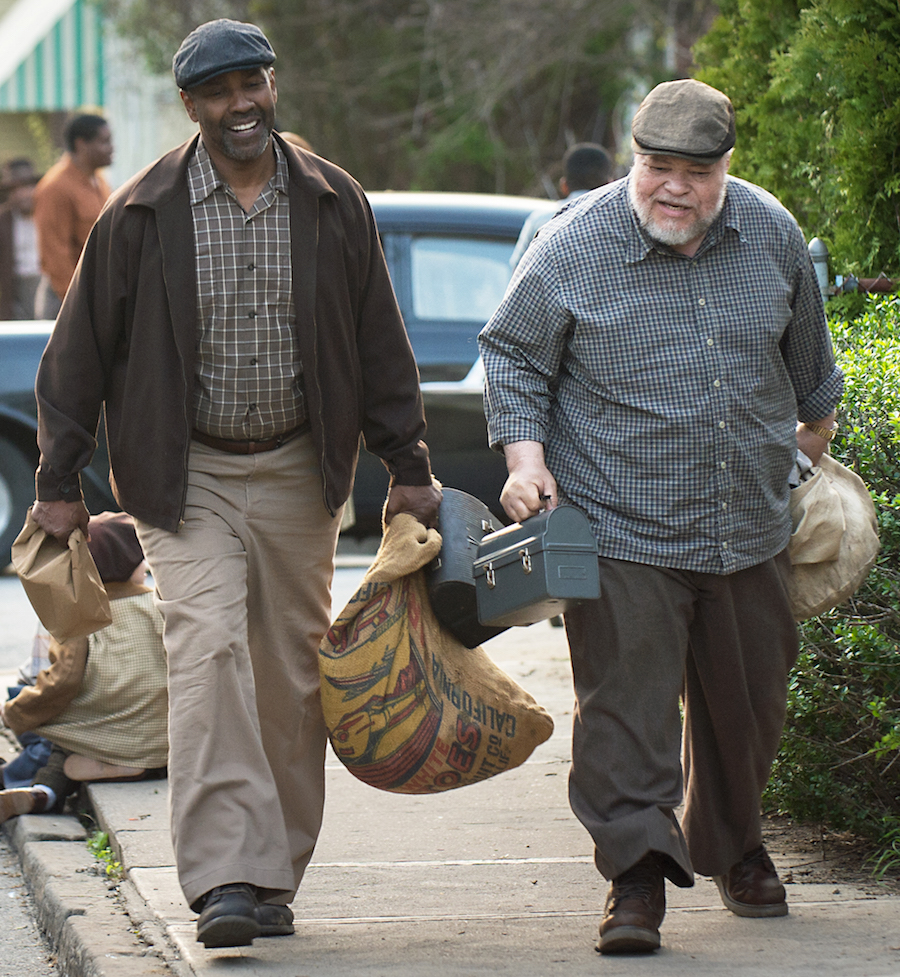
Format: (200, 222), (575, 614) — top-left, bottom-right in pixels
(765, 296), (900, 875)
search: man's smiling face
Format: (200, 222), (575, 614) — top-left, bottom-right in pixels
(181, 66), (277, 164)
(628, 152), (730, 256)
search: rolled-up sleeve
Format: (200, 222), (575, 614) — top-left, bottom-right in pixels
(782, 245), (843, 421)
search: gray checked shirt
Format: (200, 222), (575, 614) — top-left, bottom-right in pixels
(479, 175), (843, 575)
(188, 139), (305, 440)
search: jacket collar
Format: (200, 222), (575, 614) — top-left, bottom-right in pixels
(122, 132), (337, 211)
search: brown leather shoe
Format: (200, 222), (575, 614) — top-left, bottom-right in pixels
(0, 788), (39, 824)
(714, 844), (788, 917)
(598, 853), (665, 954)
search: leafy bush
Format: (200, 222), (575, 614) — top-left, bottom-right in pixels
(765, 296), (900, 872)
(694, 0), (900, 278)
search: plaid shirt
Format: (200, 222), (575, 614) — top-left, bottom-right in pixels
(188, 139), (305, 440)
(479, 175), (843, 574)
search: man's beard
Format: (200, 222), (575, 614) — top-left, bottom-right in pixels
(628, 178), (726, 247)
(219, 112), (274, 162)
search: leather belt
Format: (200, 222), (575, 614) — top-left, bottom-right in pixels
(191, 422), (309, 455)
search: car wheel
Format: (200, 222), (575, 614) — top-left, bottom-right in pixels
(0, 437), (34, 570)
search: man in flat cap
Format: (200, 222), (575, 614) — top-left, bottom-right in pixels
(480, 78), (842, 954)
(28, 17), (440, 949)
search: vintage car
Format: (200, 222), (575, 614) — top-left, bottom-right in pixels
(0, 191), (556, 565)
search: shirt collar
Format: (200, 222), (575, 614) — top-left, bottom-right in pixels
(624, 175), (738, 264)
(188, 137), (288, 205)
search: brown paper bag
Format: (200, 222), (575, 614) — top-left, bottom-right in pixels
(319, 513), (554, 794)
(11, 511), (112, 641)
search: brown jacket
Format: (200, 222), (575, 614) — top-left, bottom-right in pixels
(35, 135), (431, 529)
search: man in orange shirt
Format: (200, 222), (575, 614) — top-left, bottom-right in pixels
(33, 114), (113, 318)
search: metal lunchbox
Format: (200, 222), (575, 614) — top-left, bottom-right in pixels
(426, 488), (509, 648)
(474, 505), (600, 628)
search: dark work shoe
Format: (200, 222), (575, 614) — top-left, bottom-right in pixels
(714, 845), (788, 918)
(196, 883), (261, 948)
(598, 853), (666, 954)
(255, 903), (295, 936)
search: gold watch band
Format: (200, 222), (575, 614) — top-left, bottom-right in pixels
(804, 422), (837, 442)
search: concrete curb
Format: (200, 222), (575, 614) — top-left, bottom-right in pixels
(5, 812), (179, 977)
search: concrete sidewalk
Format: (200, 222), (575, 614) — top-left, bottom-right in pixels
(5, 612), (900, 976)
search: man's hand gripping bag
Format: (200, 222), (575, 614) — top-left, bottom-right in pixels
(319, 514), (554, 793)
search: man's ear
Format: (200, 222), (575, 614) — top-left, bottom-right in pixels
(180, 89), (199, 123)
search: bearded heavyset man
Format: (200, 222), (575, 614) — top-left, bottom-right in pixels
(29, 19), (440, 949)
(479, 79), (842, 954)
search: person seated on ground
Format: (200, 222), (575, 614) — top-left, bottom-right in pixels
(1, 621), (54, 789)
(0, 511), (168, 824)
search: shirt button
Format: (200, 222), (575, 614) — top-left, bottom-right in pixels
(247, 263), (256, 270)
(720, 461), (727, 469)
(722, 502), (728, 510)
(718, 421), (726, 429)
(699, 298), (707, 307)
(722, 541), (729, 549)
(250, 358), (258, 365)
(249, 402), (258, 410)
(249, 310), (257, 318)
(713, 379), (722, 388)
(707, 338), (714, 347)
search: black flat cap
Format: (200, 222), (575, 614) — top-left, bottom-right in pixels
(632, 79), (735, 162)
(173, 19), (275, 91)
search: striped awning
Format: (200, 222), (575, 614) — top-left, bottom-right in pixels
(0, 0), (104, 111)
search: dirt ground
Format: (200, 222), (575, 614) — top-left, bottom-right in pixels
(764, 811), (900, 896)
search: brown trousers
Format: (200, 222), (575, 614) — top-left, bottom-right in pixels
(136, 434), (342, 911)
(565, 551), (798, 885)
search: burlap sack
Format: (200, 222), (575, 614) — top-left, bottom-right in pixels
(788, 454), (880, 621)
(11, 511), (112, 641)
(319, 514), (554, 793)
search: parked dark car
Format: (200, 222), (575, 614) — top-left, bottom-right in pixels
(354, 191), (556, 534)
(0, 322), (114, 566)
(0, 191), (556, 565)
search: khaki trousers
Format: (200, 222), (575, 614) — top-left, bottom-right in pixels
(565, 551), (798, 885)
(136, 433), (342, 910)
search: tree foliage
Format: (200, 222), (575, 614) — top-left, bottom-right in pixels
(693, 0), (900, 278)
(99, 0), (718, 194)
(97, 0), (253, 77)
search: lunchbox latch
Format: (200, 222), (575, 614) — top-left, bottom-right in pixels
(520, 548), (532, 574)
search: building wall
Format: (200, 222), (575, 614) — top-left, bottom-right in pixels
(103, 28), (196, 188)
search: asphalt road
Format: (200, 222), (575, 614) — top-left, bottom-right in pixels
(0, 567), (39, 676)
(0, 569), (64, 977)
(0, 834), (61, 977)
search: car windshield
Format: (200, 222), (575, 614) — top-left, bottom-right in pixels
(410, 236), (513, 322)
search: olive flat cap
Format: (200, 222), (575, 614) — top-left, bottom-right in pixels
(173, 19), (275, 91)
(632, 79), (735, 161)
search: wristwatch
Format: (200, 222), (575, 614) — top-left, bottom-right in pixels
(804, 421), (837, 442)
